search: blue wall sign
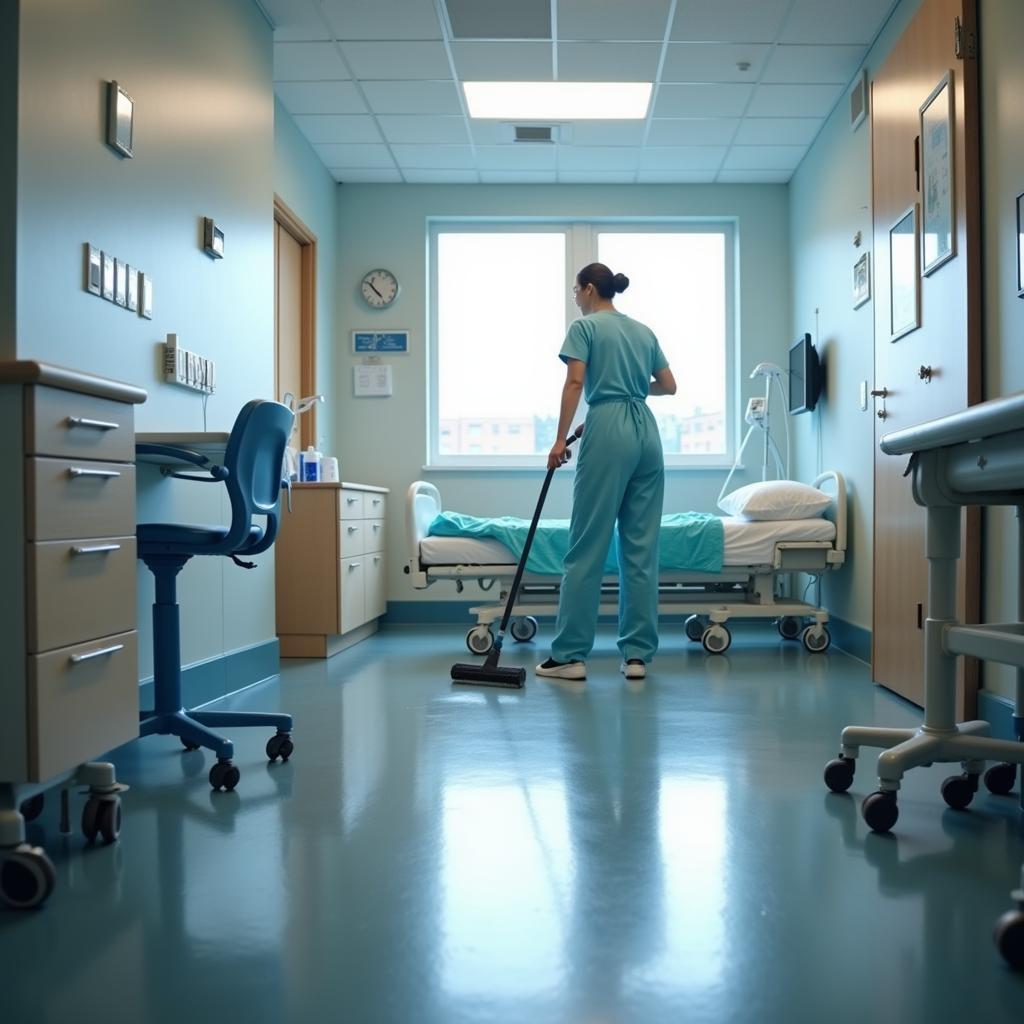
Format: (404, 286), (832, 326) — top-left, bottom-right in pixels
(352, 330), (409, 354)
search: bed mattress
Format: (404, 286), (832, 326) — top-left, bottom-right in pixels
(420, 516), (836, 569)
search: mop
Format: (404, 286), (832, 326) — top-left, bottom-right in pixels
(450, 426), (582, 688)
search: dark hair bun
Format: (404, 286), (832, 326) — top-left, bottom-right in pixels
(612, 273), (629, 294)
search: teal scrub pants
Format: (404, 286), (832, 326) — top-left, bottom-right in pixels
(551, 398), (665, 664)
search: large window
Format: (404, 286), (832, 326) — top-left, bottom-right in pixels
(429, 221), (735, 467)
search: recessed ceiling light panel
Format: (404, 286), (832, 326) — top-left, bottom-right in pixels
(464, 82), (652, 120)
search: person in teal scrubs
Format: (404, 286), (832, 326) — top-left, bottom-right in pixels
(536, 263), (677, 682)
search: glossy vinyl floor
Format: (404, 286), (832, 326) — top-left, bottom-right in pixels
(3, 624), (1024, 1023)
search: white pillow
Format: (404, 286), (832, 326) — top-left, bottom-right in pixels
(718, 480), (830, 521)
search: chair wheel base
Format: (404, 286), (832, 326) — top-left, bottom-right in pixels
(266, 733), (294, 762)
(861, 791), (898, 833)
(823, 756), (855, 793)
(209, 761), (240, 791)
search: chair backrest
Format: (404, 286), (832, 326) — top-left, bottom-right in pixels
(220, 400), (294, 555)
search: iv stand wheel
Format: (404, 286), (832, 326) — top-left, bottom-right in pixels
(823, 755), (855, 794)
(0, 844), (57, 909)
(684, 615), (707, 642)
(861, 791), (899, 833)
(983, 762), (1017, 796)
(510, 616), (538, 643)
(777, 616), (802, 640)
(940, 772), (978, 811)
(466, 626), (495, 655)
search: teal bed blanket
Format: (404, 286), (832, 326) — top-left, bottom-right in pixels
(428, 512), (724, 575)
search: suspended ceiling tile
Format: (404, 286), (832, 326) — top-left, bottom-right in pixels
(445, 0), (552, 40)
(569, 121), (647, 146)
(391, 144), (477, 168)
(402, 169), (480, 183)
(653, 83), (752, 117)
(314, 143), (395, 167)
(762, 44), (864, 84)
(273, 42), (349, 81)
(558, 171), (638, 184)
(722, 145), (806, 171)
(377, 115), (470, 145)
(661, 43), (769, 83)
(332, 167), (404, 183)
(556, 42), (662, 82)
(717, 169), (792, 183)
(451, 42), (554, 81)
(479, 170), (558, 183)
(476, 145), (557, 170)
(276, 81), (368, 115)
(733, 117), (823, 145)
(556, 0), (673, 42)
(671, 0), (789, 43)
(747, 83), (843, 118)
(339, 40), (452, 79)
(320, 0), (443, 41)
(639, 146), (726, 170)
(362, 80), (463, 114)
(262, 0), (331, 41)
(637, 169), (716, 183)
(293, 115), (384, 145)
(557, 146), (639, 171)
(781, 0), (897, 45)
(646, 118), (738, 146)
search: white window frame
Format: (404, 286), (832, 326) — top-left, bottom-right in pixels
(427, 217), (737, 471)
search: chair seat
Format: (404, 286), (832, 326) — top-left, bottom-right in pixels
(138, 522), (264, 554)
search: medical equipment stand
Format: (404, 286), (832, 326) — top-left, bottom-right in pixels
(820, 392), (1024, 969)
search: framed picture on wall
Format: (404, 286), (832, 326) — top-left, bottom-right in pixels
(1017, 191), (1024, 298)
(853, 252), (871, 309)
(919, 71), (955, 276)
(889, 204), (920, 341)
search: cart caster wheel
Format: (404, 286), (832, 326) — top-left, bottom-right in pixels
(466, 626), (495, 655)
(778, 616), (802, 640)
(824, 756), (855, 794)
(802, 625), (831, 653)
(941, 773), (977, 810)
(94, 798), (122, 844)
(19, 794), (45, 822)
(684, 615), (707, 643)
(984, 762), (1017, 796)
(995, 909), (1024, 971)
(510, 616), (538, 643)
(181, 739), (201, 752)
(861, 791), (899, 833)
(0, 844), (57, 910)
(701, 624), (731, 654)
(209, 761), (240, 791)
(266, 732), (294, 762)
(82, 795), (101, 842)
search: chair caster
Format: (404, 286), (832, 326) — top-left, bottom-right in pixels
(266, 733), (294, 762)
(994, 909), (1024, 971)
(0, 844), (57, 909)
(823, 755), (855, 793)
(862, 790), (898, 833)
(209, 760), (240, 791)
(181, 739), (202, 752)
(940, 772), (978, 810)
(984, 762), (1017, 796)
(82, 795), (122, 844)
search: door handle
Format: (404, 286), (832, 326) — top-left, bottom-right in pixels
(871, 387), (888, 419)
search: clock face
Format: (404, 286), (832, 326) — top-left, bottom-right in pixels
(361, 268), (399, 308)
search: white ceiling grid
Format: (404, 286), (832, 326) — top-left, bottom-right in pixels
(264, 0), (899, 185)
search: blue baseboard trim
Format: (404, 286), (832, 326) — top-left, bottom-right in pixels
(827, 617), (871, 664)
(138, 638), (280, 711)
(978, 691), (1020, 742)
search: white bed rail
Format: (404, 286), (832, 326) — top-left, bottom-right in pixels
(405, 481), (442, 588)
(812, 470), (847, 565)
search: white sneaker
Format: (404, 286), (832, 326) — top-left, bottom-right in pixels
(535, 659), (586, 680)
(620, 660), (646, 679)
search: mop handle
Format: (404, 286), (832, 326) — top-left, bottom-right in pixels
(496, 426), (583, 638)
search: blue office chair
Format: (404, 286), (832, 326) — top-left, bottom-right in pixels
(137, 400), (295, 791)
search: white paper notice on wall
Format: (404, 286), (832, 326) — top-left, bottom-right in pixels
(354, 362), (393, 397)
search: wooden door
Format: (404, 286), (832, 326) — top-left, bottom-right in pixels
(871, 0), (981, 711)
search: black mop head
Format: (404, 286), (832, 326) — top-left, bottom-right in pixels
(450, 662), (526, 688)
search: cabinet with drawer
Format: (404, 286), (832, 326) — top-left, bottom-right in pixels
(275, 482), (389, 658)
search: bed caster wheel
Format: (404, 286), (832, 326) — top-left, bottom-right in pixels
(684, 615), (707, 642)
(266, 732), (294, 762)
(19, 794), (45, 822)
(82, 795), (122, 844)
(984, 763), (1017, 796)
(0, 844), (57, 909)
(510, 616), (538, 643)
(802, 625), (831, 653)
(778, 616), (802, 640)
(940, 773), (978, 810)
(861, 791), (898, 833)
(701, 624), (731, 654)
(466, 626), (495, 655)
(824, 756), (855, 793)
(209, 761), (240, 792)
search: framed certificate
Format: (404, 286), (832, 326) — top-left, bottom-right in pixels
(919, 71), (955, 276)
(890, 205), (920, 342)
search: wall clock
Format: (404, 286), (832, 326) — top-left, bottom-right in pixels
(360, 268), (399, 308)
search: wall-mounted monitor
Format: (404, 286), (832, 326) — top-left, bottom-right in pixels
(788, 333), (821, 414)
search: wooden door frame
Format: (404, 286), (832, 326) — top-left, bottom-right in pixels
(274, 194), (318, 450)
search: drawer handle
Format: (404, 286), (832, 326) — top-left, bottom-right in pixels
(70, 642), (124, 664)
(348, 562), (361, 569)
(347, 526), (359, 534)
(346, 497), (358, 505)
(67, 416), (120, 431)
(69, 466), (121, 479)
(371, 498), (382, 505)
(72, 543), (122, 555)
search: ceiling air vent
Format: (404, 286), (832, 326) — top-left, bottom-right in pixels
(514, 125), (555, 143)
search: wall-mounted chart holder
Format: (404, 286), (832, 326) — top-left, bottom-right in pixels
(164, 333), (215, 394)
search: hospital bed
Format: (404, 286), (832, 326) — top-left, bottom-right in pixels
(405, 471), (846, 655)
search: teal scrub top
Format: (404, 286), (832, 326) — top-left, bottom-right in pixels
(559, 311), (669, 404)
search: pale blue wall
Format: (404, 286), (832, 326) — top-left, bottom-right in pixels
(0, 2), (17, 359)
(334, 184), (791, 603)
